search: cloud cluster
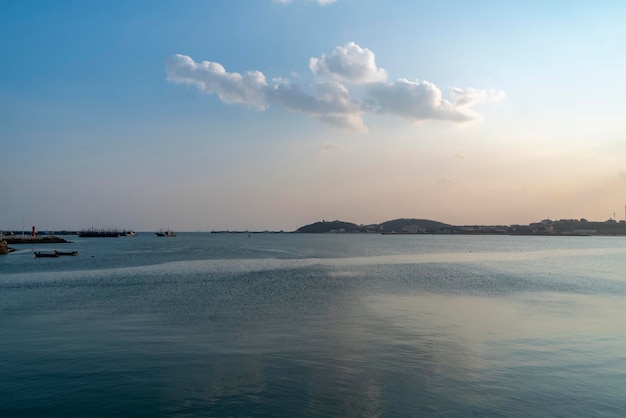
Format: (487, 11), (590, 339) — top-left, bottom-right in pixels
(167, 55), (269, 109)
(309, 42), (387, 83)
(166, 54), (364, 131)
(166, 42), (504, 131)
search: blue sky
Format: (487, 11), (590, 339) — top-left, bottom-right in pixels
(2, 0), (626, 231)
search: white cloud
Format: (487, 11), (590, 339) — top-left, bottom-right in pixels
(166, 42), (503, 132)
(367, 79), (483, 123)
(450, 87), (506, 107)
(309, 42), (387, 83)
(166, 54), (365, 131)
(268, 80), (365, 131)
(165, 54), (269, 109)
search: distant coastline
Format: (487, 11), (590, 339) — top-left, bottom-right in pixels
(294, 217), (626, 236)
(3, 217), (626, 237)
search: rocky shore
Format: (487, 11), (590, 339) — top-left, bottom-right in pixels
(0, 240), (13, 254)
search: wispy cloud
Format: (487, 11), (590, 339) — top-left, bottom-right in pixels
(319, 140), (340, 153)
(166, 42), (504, 132)
(437, 178), (456, 186)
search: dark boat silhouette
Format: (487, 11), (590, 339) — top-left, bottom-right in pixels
(156, 229), (176, 237)
(55, 250), (78, 256)
(34, 251), (59, 258)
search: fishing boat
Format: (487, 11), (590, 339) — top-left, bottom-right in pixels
(79, 228), (120, 238)
(34, 251), (59, 258)
(54, 250), (78, 256)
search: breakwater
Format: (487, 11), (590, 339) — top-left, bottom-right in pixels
(2, 236), (70, 244)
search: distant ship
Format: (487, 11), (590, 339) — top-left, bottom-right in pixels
(156, 229), (176, 237)
(34, 251), (59, 258)
(79, 228), (120, 238)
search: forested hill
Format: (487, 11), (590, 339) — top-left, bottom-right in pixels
(295, 220), (361, 233)
(381, 218), (450, 233)
(295, 218), (450, 233)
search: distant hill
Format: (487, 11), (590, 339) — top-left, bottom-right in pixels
(295, 220), (361, 233)
(381, 218), (450, 233)
(295, 218), (449, 233)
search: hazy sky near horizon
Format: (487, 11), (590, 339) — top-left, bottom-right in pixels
(2, 0), (626, 231)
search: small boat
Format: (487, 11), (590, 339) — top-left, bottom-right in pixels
(54, 250), (78, 256)
(34, 251), (59, 258)
(156, 229), (176, 237)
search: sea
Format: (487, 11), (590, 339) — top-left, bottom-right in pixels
(1, 233), (626, 417)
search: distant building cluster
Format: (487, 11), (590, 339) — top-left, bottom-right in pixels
(404, 218), (626, 236)
(505, 218), (626, 236)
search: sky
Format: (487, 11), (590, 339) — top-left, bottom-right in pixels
(2, 0), (626, 232)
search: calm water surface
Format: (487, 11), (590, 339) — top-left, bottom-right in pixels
(1, 233), (626, 417)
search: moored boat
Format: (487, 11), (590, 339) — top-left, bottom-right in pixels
(54, 250), (78, 256)
(156, 229), (176, 237)
(34, 251), (59, 258)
